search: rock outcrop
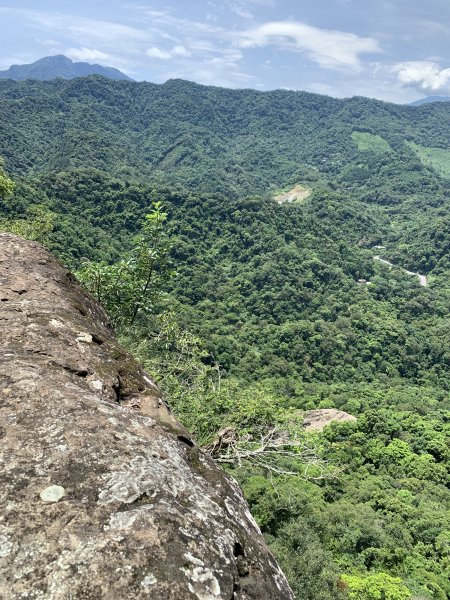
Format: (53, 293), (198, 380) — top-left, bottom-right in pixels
(0, 234), (294, 599)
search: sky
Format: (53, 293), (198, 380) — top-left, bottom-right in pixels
(1, 0), (450, 103)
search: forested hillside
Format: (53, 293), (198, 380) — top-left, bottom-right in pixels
(2, 76), (450, 276)
(1, 77), (449, 600)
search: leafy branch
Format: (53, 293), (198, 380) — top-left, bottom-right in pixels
(76, 202), (173, 330)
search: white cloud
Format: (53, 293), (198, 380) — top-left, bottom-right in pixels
(239, 0), (275, 5)
(140, 8), (223, 35)
(0, 7), (150, 71)
(393, 61), (450, 92)
(236, 20), (381, 71)
(0, 8), (148, 53)
(225, 0), (275, 20)
(229, 3), (254, 19)
(41, 39), (59, 48)
(16, 10), (146, 44)
(172, 45), (191, 57)
(0, 4), (407, 99)
(37, 14), (146, 44)
(65, 47), (111, 63)
(183, 59), (255, 88)
(146, 47), (172, 60)
(146, 45), (190, 60)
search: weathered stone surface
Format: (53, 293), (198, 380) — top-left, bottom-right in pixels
(0, 234), (294, 600)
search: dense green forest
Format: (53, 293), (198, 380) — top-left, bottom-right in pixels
(1, 77), (449, 600)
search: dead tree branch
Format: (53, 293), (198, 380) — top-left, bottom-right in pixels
(205, 426), (341, 480)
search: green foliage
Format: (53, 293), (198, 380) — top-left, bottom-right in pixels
(124, 309), (214, 396)
(352, 132), (392, 154)
(341, 573), (411, 600)
(0, 157), (15, 200)
(2, 167), (448, 598)
(0, 204), (54, 243)
(272, 520), (347, 600)
(407, 141), (450, 178)
(76, 202), (172, 328)
(0, 160), (54, 244)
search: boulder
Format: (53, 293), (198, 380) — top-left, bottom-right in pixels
(0, 233), (294, 600)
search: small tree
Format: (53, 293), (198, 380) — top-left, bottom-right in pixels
(76, 202), (173, 329)
(0, 158), (15, 200)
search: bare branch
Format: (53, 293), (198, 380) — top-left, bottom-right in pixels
(205, 425), (341, 480)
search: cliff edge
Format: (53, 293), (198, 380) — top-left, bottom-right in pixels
(0, 233), (293, 599)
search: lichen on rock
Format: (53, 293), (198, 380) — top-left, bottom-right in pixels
(0, 233), (294, 599)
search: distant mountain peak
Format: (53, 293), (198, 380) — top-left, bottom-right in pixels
(0, 55), (133, 82)
(409, 95), (450, 106)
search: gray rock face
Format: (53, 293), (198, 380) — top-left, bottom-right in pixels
(0, 234), (293, 599)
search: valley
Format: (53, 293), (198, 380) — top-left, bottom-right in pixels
(0, 76), (449, 600)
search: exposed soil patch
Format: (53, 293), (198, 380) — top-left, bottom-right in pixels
(303, 409), (356, 432)
(274, 184), (311, 204)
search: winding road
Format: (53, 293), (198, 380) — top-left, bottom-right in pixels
(373, 255), (428, 287)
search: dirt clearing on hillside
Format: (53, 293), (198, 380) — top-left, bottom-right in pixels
(274, 184), (312, 204)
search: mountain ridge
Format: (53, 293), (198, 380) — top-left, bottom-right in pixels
(0, 54), (133, 81)
(409, 95), (450, 106)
